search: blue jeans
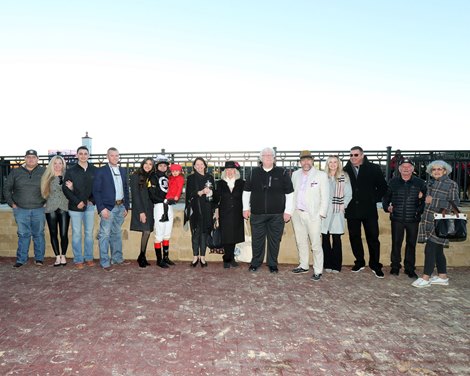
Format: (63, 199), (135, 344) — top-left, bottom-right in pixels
(69, 205), (96, 263)
(98, 205), (125, 268)
(13, 207), (46, 264)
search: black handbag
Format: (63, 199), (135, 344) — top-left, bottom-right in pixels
(433, 202), (467, 241)
(207, 226), (224, 253)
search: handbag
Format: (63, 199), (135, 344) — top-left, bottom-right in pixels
(207, 225), (224, 254)
(433, 202), (467, 241)
(235, 220), (253, 263)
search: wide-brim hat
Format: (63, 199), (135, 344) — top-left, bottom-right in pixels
(25, 149), (38, 157)
(299, 150), (313, 160)
(399, 158), (414, 166)
(223, 161), (240, 170)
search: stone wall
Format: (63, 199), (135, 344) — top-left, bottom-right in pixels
(1, 206), (468, 266)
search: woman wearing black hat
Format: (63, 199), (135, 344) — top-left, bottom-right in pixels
(215, 161), (245, 268)
(184, 157), (217, 267)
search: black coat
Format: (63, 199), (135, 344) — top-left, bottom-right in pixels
(130, 173), (155, 232)
(382, 175), (426, 223)
(216, 178), (245, 245)
(344, 156), (388, 219)
(184, 172), (217, 233)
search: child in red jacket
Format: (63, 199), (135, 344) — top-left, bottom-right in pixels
(160, 163), (184, 222)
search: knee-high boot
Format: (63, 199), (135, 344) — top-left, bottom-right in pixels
(155, 243), (169, 268)
(162, 240), (175, 265)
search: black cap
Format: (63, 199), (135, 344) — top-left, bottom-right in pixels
(25, 149), (38, 157)
(399, 158), (414, 166)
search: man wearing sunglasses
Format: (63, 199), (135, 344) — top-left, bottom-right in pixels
(344, 146), (388, 278)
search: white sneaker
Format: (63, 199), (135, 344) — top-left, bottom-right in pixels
(324, 268), (332, 273)
(412, 278), (431, 288)
(430, 276), (449, 285)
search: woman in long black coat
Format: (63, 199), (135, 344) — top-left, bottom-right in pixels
(215, 161), (245, 268)
(184, 157), (216, 267)
(130, 157), (155, 267)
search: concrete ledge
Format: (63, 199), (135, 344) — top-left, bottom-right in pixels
(1, 205), (469, 266)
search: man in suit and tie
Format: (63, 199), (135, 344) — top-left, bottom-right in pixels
(93, 147), (130, 270)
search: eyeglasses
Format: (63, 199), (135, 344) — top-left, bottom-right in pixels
(349, 153), (360, 157)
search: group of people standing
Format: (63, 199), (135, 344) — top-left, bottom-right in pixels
(3, 146), (462, 288)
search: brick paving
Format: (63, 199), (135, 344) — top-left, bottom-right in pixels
(0, 257), (469, 376)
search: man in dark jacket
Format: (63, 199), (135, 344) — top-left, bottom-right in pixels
(3, 149), (46, 267)
(382, 158), (426, 278)
(62, 146), (97, 269)
(344, 146), (388, 278)
(242, 147), (294, 273)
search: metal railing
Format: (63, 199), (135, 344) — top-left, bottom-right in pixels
(1, 147), (469, 203)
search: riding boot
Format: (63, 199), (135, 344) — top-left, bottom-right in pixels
(163, 240), (175, 265)
(155, 243), (169, 268)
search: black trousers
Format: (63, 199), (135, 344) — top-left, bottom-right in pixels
(347, 218), (382, 270)
(250, 213), (285, 268)
(223, 243), (235, 263)
(191, 225), (208, 257)
(390, 221), (418, 271)
(423, 240), (446, 276)
(322, 233), (342, 271)
(45, 209), (70, 256)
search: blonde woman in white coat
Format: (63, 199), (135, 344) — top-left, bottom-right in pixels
(321, 155), (352, 273)
(291, 150), (329, 281)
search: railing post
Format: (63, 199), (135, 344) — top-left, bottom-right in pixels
(386, 146), (392, 182)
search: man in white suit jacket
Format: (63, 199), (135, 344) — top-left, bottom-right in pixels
(291, 150), (329, 281)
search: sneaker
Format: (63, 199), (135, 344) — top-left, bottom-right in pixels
(324, 268), (332, 273)
(331, 269), (340, 274)
(35, 260), (44, 266)
(351, 265), (365, 272)
(249, 265), (258, 272)
(372, 269), (385, 278)
(102, 266), (114, 272)
(390, 268), (399, 276)
(85, 260), (95, 267)
(223, 262), (231, 269)
(75, 263), (85, 270)
(292, 267), (309, 274)
(269, 266), (279, 274)
(13, 262), (23, 268)
(230, 260), (239, 268)
(429, 276), (449, 286)
(412, 278), (431, 288)
(114, 260), (131, 266)
(311, 273), (322, 281)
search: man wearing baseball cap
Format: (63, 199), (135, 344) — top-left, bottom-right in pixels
(382, 158), (426, 278)
(3, 149), (46, 267)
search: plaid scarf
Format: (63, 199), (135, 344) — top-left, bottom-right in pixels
(332, 174), (346, 213)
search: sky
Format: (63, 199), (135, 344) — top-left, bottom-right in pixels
(1, 0), (469, 156)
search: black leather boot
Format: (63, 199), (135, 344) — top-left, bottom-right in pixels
(155, 248), (169, 268)
(137, 252), (147, 268)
